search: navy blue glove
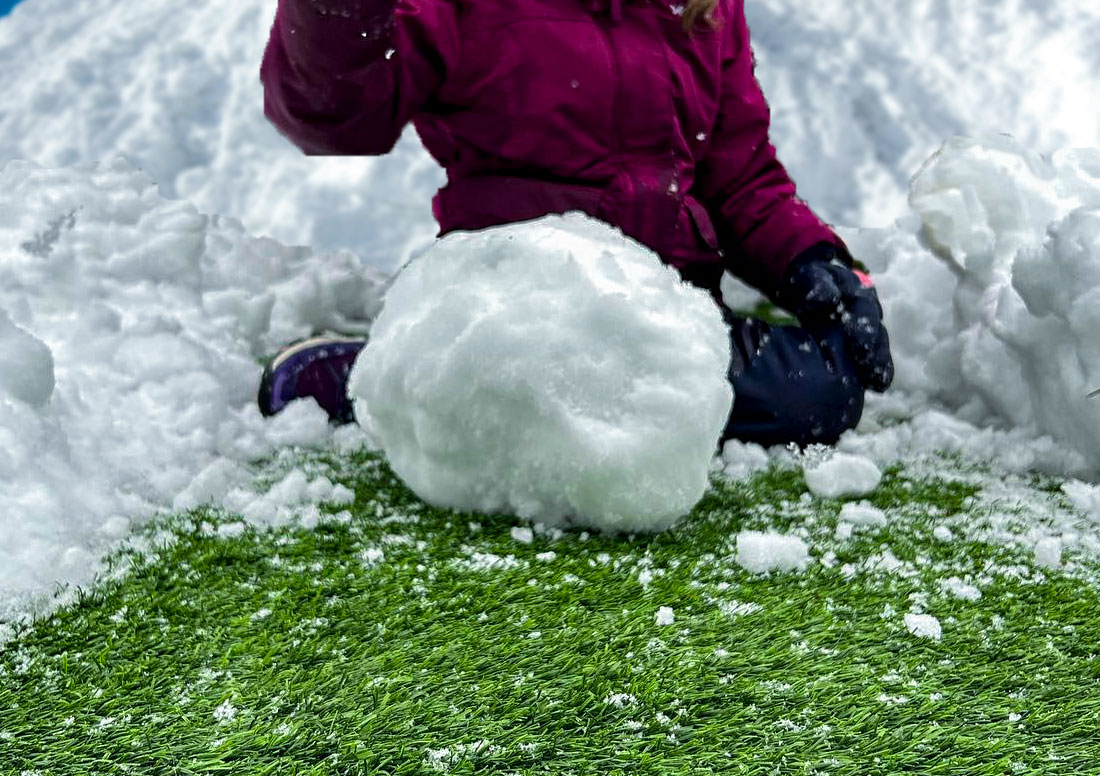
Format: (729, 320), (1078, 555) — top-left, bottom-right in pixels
(778, 243), (894, 393)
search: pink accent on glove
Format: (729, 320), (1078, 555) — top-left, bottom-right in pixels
(853, 269), (874, 288)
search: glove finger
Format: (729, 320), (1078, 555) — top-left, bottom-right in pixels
(859, 322), (894, 392)
(841, 290), (883, 358)
(843, 291), (894, 391)
(790, 264), (842, 321)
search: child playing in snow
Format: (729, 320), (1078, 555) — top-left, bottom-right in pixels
(257, 0), (893, 448)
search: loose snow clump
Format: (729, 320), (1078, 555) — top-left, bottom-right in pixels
(903, 613), (942, 641)
(349, 213), (733, 533)
(735, 531), (810, 574)
(803, 453), (882, 499)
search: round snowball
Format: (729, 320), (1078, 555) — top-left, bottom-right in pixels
(348, 212), (733, 532)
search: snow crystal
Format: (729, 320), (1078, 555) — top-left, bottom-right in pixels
(655, 606), (676, 626)
(903, 613), (942, 641)
(735, 531), (810, 574)
(803, 453), (882, 499)
(348, 213), (732, 533)
(1034, 537), (1062, 570)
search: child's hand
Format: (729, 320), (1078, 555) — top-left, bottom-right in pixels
(778, 244), (895, 393)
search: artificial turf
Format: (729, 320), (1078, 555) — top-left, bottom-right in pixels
(1, 449), (1098, 775)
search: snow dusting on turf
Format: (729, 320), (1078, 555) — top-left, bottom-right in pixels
(1, 0), (1100, 626)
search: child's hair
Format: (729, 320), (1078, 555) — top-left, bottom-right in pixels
(681, 0), (720, 34)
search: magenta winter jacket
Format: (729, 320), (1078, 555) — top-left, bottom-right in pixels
(261, 0), (845, 295)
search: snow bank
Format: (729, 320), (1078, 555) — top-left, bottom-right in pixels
(349, 213), (733, 533)
(847, 135), (1100, 475)
(4, 0), (1099, 265)
(0, 158), (383, 622)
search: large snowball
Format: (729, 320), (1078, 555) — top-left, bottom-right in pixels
(348, 213), (733, 532)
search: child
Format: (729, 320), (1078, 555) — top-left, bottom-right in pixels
(258, 0), (893, 448)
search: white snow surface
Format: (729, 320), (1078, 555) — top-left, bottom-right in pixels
(348, 214), (732, 532)
(0, 158), (381, 623)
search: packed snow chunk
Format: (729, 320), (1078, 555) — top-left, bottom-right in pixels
(803, 453), (882, 499)
(735, 531), (810, 574)
(903, 613), (943, 641)
(0, 309), (55, 407)
(838, 501), (888, 528)
(655, 606), (676, 627)
(1034, 537), (1062, 570)
(349, 213), (733, 533)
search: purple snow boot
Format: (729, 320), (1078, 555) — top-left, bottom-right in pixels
(257, 336), (366, 424)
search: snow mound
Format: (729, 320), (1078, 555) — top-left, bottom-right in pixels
(0, 158), (385, 623)
(348, 213), (733, 533)
(909, 135), (1100, 469)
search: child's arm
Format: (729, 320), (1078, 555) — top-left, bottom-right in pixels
(260, 0), (459, 155)
(693, 0), (846, 295)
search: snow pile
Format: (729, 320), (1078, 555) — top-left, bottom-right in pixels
(830, 135), (1100, 479)
(0, 158), (383, 622)
(734, 531), (810, 574)
(349, 213), (733, 533)
(908, 135), (1100, 468)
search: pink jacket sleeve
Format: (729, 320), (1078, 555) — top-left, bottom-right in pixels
(694, 0), (846, 293)
(261, 0), (459, 155)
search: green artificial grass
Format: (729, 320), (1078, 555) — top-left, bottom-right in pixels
(2, 450), (1099, 775)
